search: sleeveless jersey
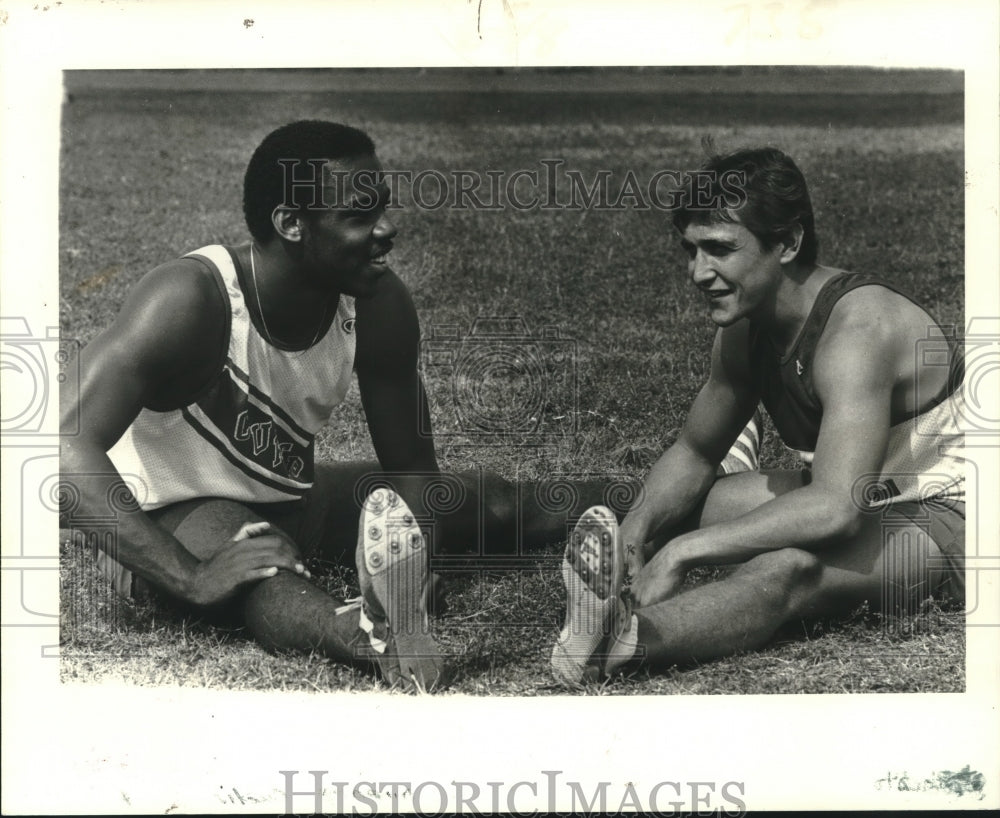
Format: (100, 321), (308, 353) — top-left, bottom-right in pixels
(109, 245), (357, 510)
(748, 272), (965, 508)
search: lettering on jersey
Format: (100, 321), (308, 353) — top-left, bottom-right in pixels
(286, 455), (305, 479)
(234, 410), (272, 455)
(342, 317), (356, 334)
(195, 369), (314, 485)
(272, 438), (306, 478)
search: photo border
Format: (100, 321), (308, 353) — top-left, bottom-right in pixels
(2, 0), (997, 813)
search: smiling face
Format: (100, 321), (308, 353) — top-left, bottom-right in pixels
(679, 218), (786, 327)
(294, 154), (397, 298)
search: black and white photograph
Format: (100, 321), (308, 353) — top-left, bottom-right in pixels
(2, 1), (998, 814)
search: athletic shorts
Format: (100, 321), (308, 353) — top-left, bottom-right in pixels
(91, 464), (362, 599)
(886, 499), (965, 604)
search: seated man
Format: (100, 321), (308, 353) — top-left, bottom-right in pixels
(60, 120), (607, 691)
(551, 146), (965, 684)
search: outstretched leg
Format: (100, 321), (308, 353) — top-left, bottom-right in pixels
(153, 499), (376, 670)
(292, 461), (616, 561)
(550, 470), (956, 679)
(143, 465), (616, 687)
(633, 507), (949, 668)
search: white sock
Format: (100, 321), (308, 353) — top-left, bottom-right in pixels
(604, 613), (639, 675)
(335, 597), (387, 655)
(357, 605), (388, 654)
(720, 411), (762, 475)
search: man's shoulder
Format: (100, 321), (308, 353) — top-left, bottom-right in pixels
(709, 320), (756, 386)
(137, 252), (227, 302)
(94, 251), (232, 406)
(824, 277), (930, 342)
(811, 277), (924, 388)
(355, 267), (419, 368)
(93, 251), (230, 376)
(120, 253), (229, 334)
(356, 267), (414, 317)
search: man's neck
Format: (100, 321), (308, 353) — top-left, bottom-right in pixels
(247, 240), (339, 346)
(755, 263), (835, 354)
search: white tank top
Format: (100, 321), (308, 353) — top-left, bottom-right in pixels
(109, 245), (356, 510)
(791, 387), (966, 508)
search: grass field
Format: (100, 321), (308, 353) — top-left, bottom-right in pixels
(59, 68), (965, 695)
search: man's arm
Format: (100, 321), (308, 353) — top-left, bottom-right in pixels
(620, 321), (760, 565)
(355, 269), (442, 520)
(61, 263), (303, 605)
(633, 297), (897, 604)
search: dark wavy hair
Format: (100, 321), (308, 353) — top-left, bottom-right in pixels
(243, 120), (375, 242)
(671, 146), (818, 267)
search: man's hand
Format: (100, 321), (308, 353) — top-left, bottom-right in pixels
(620, 514), (655, 588)
(623, 537), (647, 589)
(629, 544), (687, 608)
(186, 522), (307, 607)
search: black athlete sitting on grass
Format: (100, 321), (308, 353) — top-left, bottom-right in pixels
(60, 120), (623, 691)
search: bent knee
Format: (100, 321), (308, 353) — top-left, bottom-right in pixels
(164, 499), (294, 560)
(740, 548), (822, 589)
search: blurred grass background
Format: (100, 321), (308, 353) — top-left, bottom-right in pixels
(59, 67), (965, 694)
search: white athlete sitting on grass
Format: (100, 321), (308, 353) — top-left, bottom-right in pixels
(550, 147), (965, 684)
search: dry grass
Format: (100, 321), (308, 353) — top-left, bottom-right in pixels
(59, 69), (965, 695)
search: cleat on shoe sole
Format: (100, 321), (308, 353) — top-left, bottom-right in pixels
(551, 505), (625, 685)
(357, 489), (445, 691)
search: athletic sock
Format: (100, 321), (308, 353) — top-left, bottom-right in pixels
(719, 407), (763, 475)
(334, 596), (389, 656)
(603, 612), (639, 676)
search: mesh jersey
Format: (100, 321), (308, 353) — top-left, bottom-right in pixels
(109, 245), (357, 510)
(747, 272), (965, 507)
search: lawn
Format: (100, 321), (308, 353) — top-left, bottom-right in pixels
(58, 67), (965, 695)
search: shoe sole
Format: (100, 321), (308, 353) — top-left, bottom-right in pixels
(551, 505), (625, 685)
(357, 489), (444, 691)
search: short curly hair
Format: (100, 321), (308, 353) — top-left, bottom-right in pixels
(672, 146), (818, 267)
(243, 120), (376, 242)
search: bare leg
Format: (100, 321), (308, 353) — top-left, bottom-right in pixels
(296, 462), (615, 561)
(642, 468), (813, 558)
(630, 471), (948, 667)
(465, 470), (619, 555)
(636, 548), (821, 664)
(151, 467), (615, 667)
(163, 499), (374, 668)
(242, 572), (372, 668)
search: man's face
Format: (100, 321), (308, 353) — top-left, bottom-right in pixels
(296, 154), (397, 298)
(679, 218), (784, 326)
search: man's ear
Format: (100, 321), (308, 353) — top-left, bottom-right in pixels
(271, 207), (304, 242)
(779, 222), (804, 264)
